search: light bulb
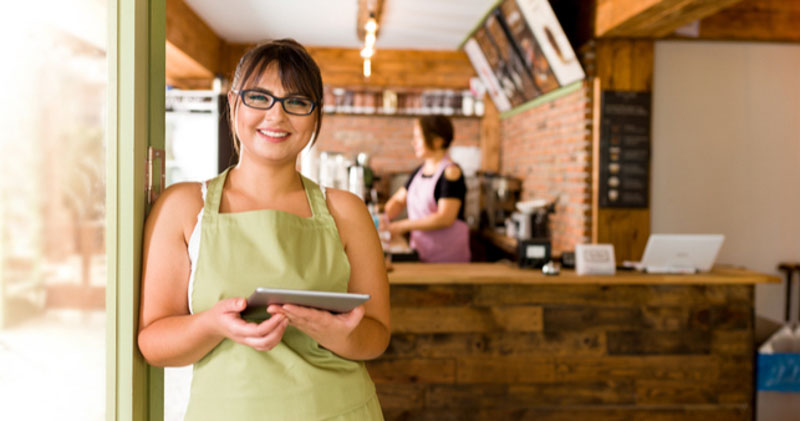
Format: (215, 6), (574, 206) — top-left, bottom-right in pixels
(363, 59), (371, 77)
(365, 18), (377, 33)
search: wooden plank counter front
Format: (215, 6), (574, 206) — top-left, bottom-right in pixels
(366, 263), (778, 421)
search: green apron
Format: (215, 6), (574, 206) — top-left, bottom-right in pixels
(184, 169), (383, 420)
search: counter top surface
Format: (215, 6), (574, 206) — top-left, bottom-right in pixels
(387, 262), (779, 285)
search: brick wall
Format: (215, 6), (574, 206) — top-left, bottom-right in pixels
(313, 91), (591, 256)
(500, 84), (593, 254)
(315, 115), (481, 175)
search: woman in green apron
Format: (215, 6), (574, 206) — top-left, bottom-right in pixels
(137, 39), (390, 420)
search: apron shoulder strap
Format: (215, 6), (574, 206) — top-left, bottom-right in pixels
(204, 168), (231, 215)
(433, 155), (453, 180)
(300, 174), (333, 221)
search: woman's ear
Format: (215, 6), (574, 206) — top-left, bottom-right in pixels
(227, 91), (237, 110)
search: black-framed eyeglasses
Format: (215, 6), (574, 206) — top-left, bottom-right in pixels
(234, 89), (317, 116)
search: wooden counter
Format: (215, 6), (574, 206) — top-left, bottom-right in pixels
(387, 262), (779, 285)
(367, 263), (778, 421)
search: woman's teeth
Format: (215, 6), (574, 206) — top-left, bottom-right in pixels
(259, 129), (288, 138)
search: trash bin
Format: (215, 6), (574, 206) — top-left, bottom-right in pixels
(756, 263), (800, 421)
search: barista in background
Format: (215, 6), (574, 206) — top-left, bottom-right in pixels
(383, 115), (470, 263)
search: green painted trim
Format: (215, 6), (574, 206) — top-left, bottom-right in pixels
(105, 0), (118, 416)
(458, 0), (504, 50)
(499, 81), (584, 120)
(107, 0), (164, 420)
(147, 0), (166, 419)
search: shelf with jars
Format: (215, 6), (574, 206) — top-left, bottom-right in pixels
(321, 86), (485, 118)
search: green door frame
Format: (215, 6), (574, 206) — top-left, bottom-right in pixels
(106, 0), (165, 420)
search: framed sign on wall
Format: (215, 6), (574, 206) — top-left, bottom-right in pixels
(462, 0), (585, 113)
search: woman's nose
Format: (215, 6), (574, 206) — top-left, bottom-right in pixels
(264, 101), (288, 120)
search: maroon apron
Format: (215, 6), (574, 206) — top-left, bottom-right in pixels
(406, 156), (471, 263)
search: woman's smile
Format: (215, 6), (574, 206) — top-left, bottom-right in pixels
(232, 62), (317, 163)
(257, 127), (291, 143)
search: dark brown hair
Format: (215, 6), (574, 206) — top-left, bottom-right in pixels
(418, 115), (454, 151)
(227, 39), (324, 153)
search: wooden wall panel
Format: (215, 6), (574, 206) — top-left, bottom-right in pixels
(384, 331), (607, 358)
(382, 407), (749, 421)
(367, 283), (756, 419)
(316, 48), (475, 89)
(596, 209), (650, 263)
(218, 44), (476, 90)
(591, 39), (654, 264)
(391, 306), (543, 333)
(473, 283), (751, 306)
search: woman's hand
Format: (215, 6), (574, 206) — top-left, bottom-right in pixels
(387, 220), (408, 235)
(206, 298), (289, 352)
(270, 304), (365, 347)
(377, 213), (391, 232)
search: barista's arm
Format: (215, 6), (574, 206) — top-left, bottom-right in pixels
(383, 187), (407, 220)
(388, 164), (464, 234)
(388, 197), (461, 234)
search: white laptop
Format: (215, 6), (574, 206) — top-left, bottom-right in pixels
(629, 234), (725, 273)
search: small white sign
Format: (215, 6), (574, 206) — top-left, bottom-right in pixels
(575, 244), (616, 275)
(526, 244), (547, 259)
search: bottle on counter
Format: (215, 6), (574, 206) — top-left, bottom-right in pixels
(348, 165), (365, 200)
(356, 152), (374, 190)
(474, 98), (485, 116)
(462, 91), (474, 116)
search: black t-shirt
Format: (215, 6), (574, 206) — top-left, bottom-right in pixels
(405, 164), (467, 221)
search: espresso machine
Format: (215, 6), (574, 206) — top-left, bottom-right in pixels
(513, 200), (556, 269)
(479, 173), (521, 231)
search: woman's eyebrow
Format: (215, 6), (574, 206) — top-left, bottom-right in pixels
(246, 87), (272, 94)
(248, 87), (307, 97)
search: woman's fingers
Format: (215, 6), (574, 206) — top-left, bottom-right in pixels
(229, 312), (285, 338)
(214, 300), (365, 351)
(210, 298), (290, 350)
(335, 305), (365, 329)
(241, 318), (289, 351)
(281, 304), (326, 325)
(281, 304), (365, 338)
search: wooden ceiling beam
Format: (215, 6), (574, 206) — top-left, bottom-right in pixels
(165, 0), (222, 87)
(357, 0), (384, 40)
(165, 41), (214, 89)
(693, 0), (800, 42)
(595, 0), (746, 38)
(308, 47), (475, 89)
(220, 45), (476, 90)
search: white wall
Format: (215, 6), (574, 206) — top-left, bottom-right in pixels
(652, 41), (800, 322)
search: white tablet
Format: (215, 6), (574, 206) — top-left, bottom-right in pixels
(241, 288), (370, 322)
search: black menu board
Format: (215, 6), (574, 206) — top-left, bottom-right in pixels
(599, 91), (651, 208)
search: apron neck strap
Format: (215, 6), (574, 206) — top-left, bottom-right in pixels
(204, 168), (328, 219)
(431, 154), (452, 178)
(204, 167), (231, 215)
(299, 174), (327, 219)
